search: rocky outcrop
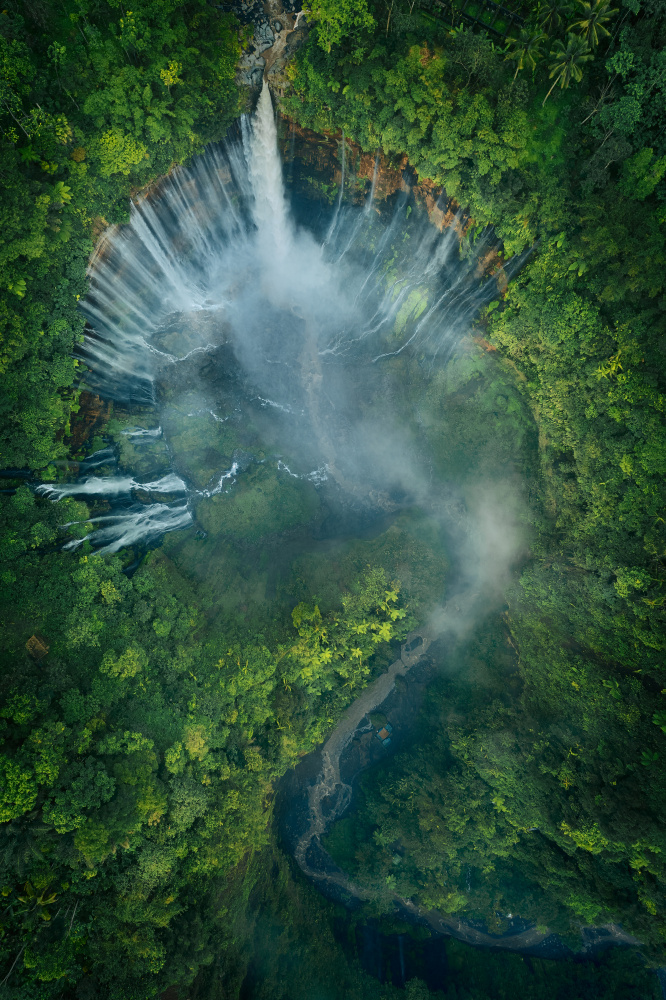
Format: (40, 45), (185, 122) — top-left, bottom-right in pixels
(265, 12), (310, 92)
(67, 391), (113, 454)
(222, 0), (309, 90)
(219, 0), (301, 27)
(236, 17), (273, 89)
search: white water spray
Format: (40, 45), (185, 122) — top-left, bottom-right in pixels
(249, 82), (293, 267)
(64, 503), (192, 556)
(37, 472), (186, 501)
(37, 82), (514, 554)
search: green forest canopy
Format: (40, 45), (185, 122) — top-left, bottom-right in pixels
(0, 0), (665, 996)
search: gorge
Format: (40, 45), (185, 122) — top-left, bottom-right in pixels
(1, 3), (665, 999)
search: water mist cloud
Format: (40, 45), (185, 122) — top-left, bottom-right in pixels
(41, 82), (520, 564)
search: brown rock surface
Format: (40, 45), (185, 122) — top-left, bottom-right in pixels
(67, 391), (112, 454)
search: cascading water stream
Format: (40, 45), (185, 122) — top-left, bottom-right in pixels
(249, 81), (293, 266)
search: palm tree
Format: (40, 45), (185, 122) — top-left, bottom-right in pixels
(543, 36), (593, 105)
(569, 0), (618, 49)
(504, 29), (547, 81)
(539, 0), (573, 34)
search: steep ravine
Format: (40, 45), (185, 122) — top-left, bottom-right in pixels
(279, 631), (641, 959)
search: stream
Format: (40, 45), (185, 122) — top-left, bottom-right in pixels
(278, 628), (640, 960)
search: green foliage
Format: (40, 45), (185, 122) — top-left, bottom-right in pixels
(569, 0), (619, 50)
(544, 36), (594, 102)
(284, 33), (554, 253)
(1, 0), (665, 990)
(0, 1), (241, 471)
(618, 147), (666, 200)
(191, 838), (658, 1000)
(305, 0), (377, 55)
(0, 468), (413, 994)
(285, 0), (666, 961)
(504, 29), (547, 81)
(286, 568), (411, 695)
(540, 0), (575, 34)
(323, 608), (666, 951)
(196, 465), (320, 541)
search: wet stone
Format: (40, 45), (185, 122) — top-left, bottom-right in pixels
(255, 21), (275, 47)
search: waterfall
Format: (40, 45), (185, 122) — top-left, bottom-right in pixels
(249, 82), (292, 266)
(35, 84), (513, 556)
(324, 130), (346, 246)
(364, 154), (380, 215)
(37, 472), (187, 501)
(73, 83), (496, 400)
(37, 471), (192, 555)
(63, 503), (192, 556)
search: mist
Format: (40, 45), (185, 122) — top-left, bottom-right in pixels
(40, 79), (528, 617)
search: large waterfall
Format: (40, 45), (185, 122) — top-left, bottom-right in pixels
(40, 84), (514, 555)
(249, 82), (293, 267)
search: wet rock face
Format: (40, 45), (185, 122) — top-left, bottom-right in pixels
(218, 1), (268, 27)
(238, 48), (266, 89)
(254, 20), (275, 51)
(266, 17), (310, 89)
(67, 391), (113, 454)
(223, 0), (308, 90)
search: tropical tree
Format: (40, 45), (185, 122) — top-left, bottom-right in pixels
(304, 0), (376, 53)
(504, 29), (547, 81)
(543, 36), (593, 104)
(569, 0), (618, 49)
(538, 0), (573, 34)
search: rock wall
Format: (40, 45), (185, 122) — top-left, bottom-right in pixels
(219, 0), (309, 90)
(220, 0), (508, 285)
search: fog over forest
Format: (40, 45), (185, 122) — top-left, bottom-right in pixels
(0, 2), (665, 999)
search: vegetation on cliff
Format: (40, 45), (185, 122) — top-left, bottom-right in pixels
(0, 0), (240, 471)
(0, 477), (410, 994)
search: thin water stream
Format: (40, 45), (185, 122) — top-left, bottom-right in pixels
(282, 623), (639, 957)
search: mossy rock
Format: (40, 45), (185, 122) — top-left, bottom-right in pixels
(166, 411), (240, 490)
(195, 463), (319, 540)
(107, 417), (171, 478)
(419, 348), (536, 480)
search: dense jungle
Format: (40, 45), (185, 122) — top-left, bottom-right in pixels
(0, 0), (665, 998)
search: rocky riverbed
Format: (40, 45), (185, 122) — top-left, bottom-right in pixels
(218, 0), (309, 90)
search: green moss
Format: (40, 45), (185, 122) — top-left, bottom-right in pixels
(289, 509), (448, 615)
(393, 286), (429, 336)
(165, 410), (241, 490)
(419, 345), (537, 482)
(106, 417), (171, 478)
(195, 463), (320, 541)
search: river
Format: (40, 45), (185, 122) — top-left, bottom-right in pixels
(278, 627), (640, 959)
